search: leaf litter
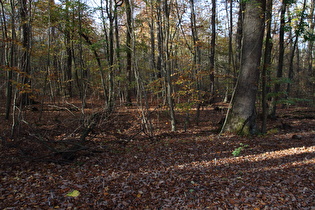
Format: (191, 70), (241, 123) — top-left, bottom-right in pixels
(0, 102), (314, 209)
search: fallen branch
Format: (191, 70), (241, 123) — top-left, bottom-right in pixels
(47, 105), (76, 116)
(80, 109), (111, 141)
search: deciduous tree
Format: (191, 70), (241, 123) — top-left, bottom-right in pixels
(221, 0), (266, 135)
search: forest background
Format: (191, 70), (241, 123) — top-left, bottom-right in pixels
(0, 0), (314, 133)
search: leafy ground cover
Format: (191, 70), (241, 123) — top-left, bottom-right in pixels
(0, 100), (314, 209)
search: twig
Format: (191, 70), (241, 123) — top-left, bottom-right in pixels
(65, 101), (80, 111)
(47, 105), (76, 116)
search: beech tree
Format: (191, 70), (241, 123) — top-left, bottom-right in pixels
(221, 0), (266, 135)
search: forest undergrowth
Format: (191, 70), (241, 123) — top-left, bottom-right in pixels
(0, 99), (314, 209)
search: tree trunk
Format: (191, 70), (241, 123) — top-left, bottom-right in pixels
(223, 0), (235, 103)
(209, 0), (216, 95)
(148, 0), (156, 77)
(308, 0), (315, 104)
(235, 1), (245, 85)
(189, 0), (201, 125)
(2, 0), (17, 119)
(125, 0), (133, 106)
(270, 0), (286, 118)
(261, 0), (273, 133)
(158, 0), (176, 131)
(286, 0), (306, 98)
(105, 0), (115, 111)
(64, 0), (73, 97)
(19, 0), (32, 105)
(221, 0), (266, 135)
(114, 3), (122, 104)
(165, 0), (176, 131)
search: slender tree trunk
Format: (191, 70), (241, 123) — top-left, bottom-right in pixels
(235, 1), (245, 85)
(224, 0), (234, 103)
(2, 0), (16, 120)
(308, 0), (315, 104)
(270, 0), (286, 118)
(19, 0), (32, 105)
(76, 0), (83, 101)
(78, 0), (88, 109)
(156, 0), (164, 106)
(156, 0), (163, 81)
(286, 0), (306, 98)
(161, 0), (176, 131)
(64, 0), (73, 97)
(40, 0), (54, 120)
(221, 0), (266, 135)
(114, 3), (122, 104)
(125, 0), (133, 106)
(189, 0), (201, 125)
(149, 0), (156, 77)
(261, 0), (273, 133)
(209, 0), (216, 95)
(105, 0), (115, 111)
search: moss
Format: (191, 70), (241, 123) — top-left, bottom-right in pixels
(222, 115), (251, 136)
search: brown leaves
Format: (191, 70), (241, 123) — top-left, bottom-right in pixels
(0, 105), (315, 208)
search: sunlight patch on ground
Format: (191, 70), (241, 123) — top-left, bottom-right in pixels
(175, 146), (315, 171)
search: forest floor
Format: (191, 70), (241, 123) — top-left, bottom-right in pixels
(0, 99), (315, 209)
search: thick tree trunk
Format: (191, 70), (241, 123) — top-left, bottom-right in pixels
(221, 0), (265, 135)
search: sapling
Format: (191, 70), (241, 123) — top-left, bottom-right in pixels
(232, 143), (249, 157)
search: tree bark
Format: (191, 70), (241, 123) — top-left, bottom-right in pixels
(19, 0), (32, 105)
(308, 0), (315, 104)
(105, 0), (115, 111)
(221, 0), (266, 135)
(223, 0), (235, 103)
(270, 0), (286, 118)
(261, 0), (273, 133)
(235, 1), (245, 86)
(125, 0), (133, 106)
(64, 0), (73, 97)
(164, 0), (176, 131)
(2, 0), (17, 119)
(209, 0), (216, 95)
(189, 0), (201, 125)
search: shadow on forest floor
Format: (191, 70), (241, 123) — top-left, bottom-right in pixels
(0, 100), (314, 208)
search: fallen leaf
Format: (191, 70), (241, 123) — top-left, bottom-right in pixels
(66, 190), (80, 197)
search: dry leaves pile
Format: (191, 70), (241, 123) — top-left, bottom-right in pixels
(0, 103), (314, 209)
